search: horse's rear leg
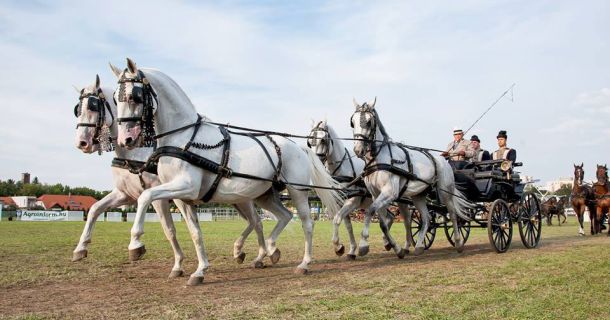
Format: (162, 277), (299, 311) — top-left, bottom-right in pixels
(331, 197), (361, 258)
(253, 191), (292, 265)
(287, 187), (315, 273)
(233, 202), (267, 268)
(152, 199), (185, 278)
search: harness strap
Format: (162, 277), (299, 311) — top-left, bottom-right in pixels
(201, 126), (231, 202)
(246, 133), (283, 187)
(184, 115), (203, 151)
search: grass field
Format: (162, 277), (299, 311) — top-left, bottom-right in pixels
(0, 217), (608, 319)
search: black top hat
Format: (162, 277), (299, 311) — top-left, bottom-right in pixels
(497, 130), (507, 139)
(470, 135), (480, 142)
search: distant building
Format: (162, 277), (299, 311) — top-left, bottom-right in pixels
(37, 194), (97, 212)
(544, 177), (573, 193)
(21, 173), (30, 184)
(0, 196), (16, 208)
(11, 196), (38, 209)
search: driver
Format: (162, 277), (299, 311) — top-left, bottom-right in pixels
(492, 130), (517, 162)
(441, 128), (472, 170)
(467, 135), (491, 162)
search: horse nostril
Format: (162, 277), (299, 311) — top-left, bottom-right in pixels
(79, 141), (87, 148)
(125, 137), (133, 145)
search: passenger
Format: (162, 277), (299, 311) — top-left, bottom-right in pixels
(467, 135), (491, 162)
(492, 130), (517, 162)
(441, 128), (471, 170)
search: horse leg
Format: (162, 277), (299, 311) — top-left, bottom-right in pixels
(73, 189), (130, 261)
(132, 180), (209, 286)
(253, 191), (292, 265)
(411, 196), (433, 255)
(368, 190), (405, 259)
(231, 203), (255, 265)
(382, 209), (395, 251)
(358, 206), (373, 257)
(576, 207), (585, 235)
(331, 197), (360, 258)
(287, 187), (315, 274)
(396, 203), (412, 254)
(342, 213), (358, 260)
(233, 201), (267, 268)
(154, 199), (185, 278)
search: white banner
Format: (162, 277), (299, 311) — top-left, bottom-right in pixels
(20, 210), (84, 222)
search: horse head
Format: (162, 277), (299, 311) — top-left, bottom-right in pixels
(573, 163), (585, 186)
(350, 97), (381, 158)
(111, 58), (157, 149)
(596, 164), (608, 183)
(307, 120), (334, 163)
(73, 74), (114, 154)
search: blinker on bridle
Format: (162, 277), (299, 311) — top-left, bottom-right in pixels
(350, 103), (379, 154)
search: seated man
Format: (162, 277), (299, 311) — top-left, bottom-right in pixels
(467, 135), (491, 162)
(441, 128), (471, 170)
(492, 130), (516, 162)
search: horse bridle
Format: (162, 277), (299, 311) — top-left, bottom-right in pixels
(74, 88), (115, 147)
(307, 121), (333, 161)
(115, 70), (158, 147)
(350, 104), (387, 158)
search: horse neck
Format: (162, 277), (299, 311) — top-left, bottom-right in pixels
(368, 122), (392, 163)
(325, 126), (350, 175)
(143, 69), (200, 147)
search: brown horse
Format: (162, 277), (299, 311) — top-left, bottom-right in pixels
(592, 164), (610, 236)
(570, 164), (596, 235)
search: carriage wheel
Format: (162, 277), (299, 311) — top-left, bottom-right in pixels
(443, 215), (471, 247)
(518, 193), (542, 249)
(487, 199), (513, 253)
(408, 209), (436, 250)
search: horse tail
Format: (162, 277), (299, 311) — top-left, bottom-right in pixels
(436, 158), (476, 221)
(301, 146), (345, 216)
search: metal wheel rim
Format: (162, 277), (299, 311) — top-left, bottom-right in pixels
(518, 193), (542, 248)
(409, 209), (436, 250)
(488, 199), (513, 253)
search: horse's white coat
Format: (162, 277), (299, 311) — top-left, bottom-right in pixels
(113, 59), (344, 279)
(350, 100), (474, 255)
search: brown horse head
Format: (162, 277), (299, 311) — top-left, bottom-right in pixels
(596, 164), (608, 184)
(573, 163), (585, 186)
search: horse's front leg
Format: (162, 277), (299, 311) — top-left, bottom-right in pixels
(576, 207), (585, 235)
(73, 189), (130, 262)
(332, 197), (361, 259)
(152, 199), (185, 278)
(232, 203), (255, 265)
(133, 180), (208, 286)
(396, 203), (413, 253)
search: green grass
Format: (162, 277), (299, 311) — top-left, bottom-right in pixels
(0, 218), (608, 319)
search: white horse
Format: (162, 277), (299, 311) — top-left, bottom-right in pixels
(111, 58), (344, 283)
(308, 120), (399, 258)
(72, 75), (187, 278)
(350, 98), (474, 255)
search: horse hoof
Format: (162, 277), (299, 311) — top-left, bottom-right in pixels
(413, 247), (424, 256)
(294, 267), (309, 275)
(128, 246), (146, 261)
(335, 244), (345, 256)
(397, 248), (407, 259)
(187, 276), (204, 286)
(234, 252), (246, 264)
(270, 249), (281, 265)
(358, 246), (369, 257)
(72, 250), (88, 262)
(253, 261), (265, 269)
(345, 254), (357, 261)
(168, 270), (184, 278)
(384, 243), (393, 251)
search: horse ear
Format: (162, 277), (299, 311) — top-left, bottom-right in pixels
(109, 62), (121, 78)
(353, 97), (360, 108)
(368, 96), (377, 108)
(126, 57), (138, 74)
(72, 85), (81, 93)
(95, 74), (100, 89)
(581, 162), (583, 167)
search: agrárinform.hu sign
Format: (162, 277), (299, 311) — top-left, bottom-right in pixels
(20, 210), (84, 221)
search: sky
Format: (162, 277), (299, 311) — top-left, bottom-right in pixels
(0, 0), (609, 191)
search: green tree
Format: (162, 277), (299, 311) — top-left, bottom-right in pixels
(554, 184), (573, 197)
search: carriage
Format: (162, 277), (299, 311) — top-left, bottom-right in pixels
(405, 159), (542, 253)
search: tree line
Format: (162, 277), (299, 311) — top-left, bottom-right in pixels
(0, 178), (111, 200)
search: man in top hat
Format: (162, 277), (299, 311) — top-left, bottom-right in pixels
(442, 128), (472, 169)
(467, 134), (491, 162)
(492, 130), (516, 161)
